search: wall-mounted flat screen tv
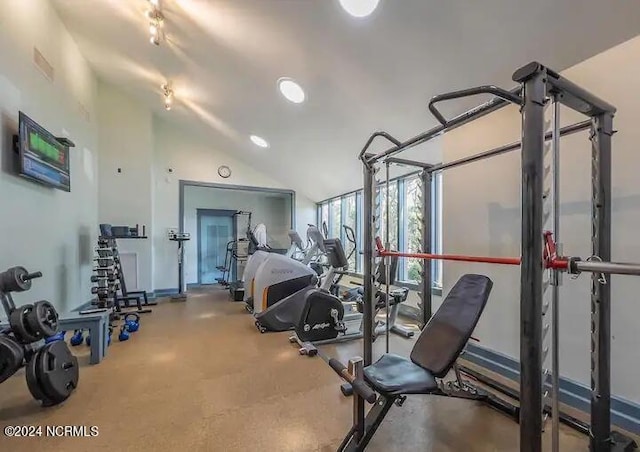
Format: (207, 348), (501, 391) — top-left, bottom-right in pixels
(17, 112), (70, 192)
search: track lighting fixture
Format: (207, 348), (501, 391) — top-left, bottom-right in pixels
(147, 0), (164, 46)
(162, 83), (174, 111)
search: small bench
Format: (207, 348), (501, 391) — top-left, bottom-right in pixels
(58, 310), (110, 365)
(1, 309), (110, 365)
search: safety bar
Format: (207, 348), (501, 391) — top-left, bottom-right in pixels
(428, 86), (522, 126)
(513, 62), (616, 115)
(329, 358), (377, 404)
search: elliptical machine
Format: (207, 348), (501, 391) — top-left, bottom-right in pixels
(253, 237), (348, 333)
(290, 242), (414, 356)
(243, 225), (326, 312)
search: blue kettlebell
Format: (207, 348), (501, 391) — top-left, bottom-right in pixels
(124, 313), (140, 333)
(45, 330), (66, 344)
(70, 330), (84, 346)
(118, 325), (130, 342)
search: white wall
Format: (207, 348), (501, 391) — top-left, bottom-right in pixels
(93, 103), (316, 291)
(442, 36), (640, 402)
(0, 0), (98, 314)
(182, 186), (292, 284)
(96, 80), (154, 292)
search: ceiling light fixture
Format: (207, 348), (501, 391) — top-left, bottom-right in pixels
(277, 78), (306, 104)
(250, 135), (269, 148)
(339, 0), (380, 18)
(162, 82), (174, 111)
(147, 0), (164, 46)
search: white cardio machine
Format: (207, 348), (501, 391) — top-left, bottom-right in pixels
(242, 225), (325, 312)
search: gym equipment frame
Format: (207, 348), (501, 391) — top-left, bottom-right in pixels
(355, 62), (637, 452)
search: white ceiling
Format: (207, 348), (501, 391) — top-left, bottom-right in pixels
(51, 0), (640, 201)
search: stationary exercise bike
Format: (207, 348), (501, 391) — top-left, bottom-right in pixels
(290, 240), (414, 356)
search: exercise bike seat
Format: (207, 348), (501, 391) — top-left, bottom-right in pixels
(364, 354), (438, 395)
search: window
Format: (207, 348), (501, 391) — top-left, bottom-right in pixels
(329, 198), (341, 239)
(377, 181), (398, 251)
(404, 176), (423, 283)
(320, 202), (329, 237)
(316, 170), (442, 289)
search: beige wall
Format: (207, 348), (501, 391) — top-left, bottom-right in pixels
(442, 36), (640, 401)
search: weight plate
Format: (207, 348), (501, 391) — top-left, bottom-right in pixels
(1, 266), (30, 293)
(9, 305), (40, 343)
(37, 342), (79, 404)
(27, 301), (59, 338)
(0, 336), (23, 384)
(26, 349), (49, 403)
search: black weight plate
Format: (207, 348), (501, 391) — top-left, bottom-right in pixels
(1, 266), (30, 293)
(9, 305), (40, 343)
(37, 342), (79, 403)
(5, 336), (24, 369)
(27, 301), (59, 338)
(26, 349), (49, 403)
(0, 336), (22, 383)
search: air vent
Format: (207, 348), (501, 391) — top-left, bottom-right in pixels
(33, 47), (54, 82)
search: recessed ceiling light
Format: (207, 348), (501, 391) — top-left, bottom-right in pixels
(339, 0), (380, 18)
(278, 78), (305, 104)
(250, 135), (269, 148)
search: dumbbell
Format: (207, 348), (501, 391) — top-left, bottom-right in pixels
(91, 287), (115, 295)
(95, 249), (113, 258)
(0, 267), (42, 293)
(91, 275), (116, 283)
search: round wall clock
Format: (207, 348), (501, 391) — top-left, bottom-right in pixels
(218, 165), (231, 179)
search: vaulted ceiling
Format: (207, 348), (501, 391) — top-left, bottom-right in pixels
(51, 0), (640, 201)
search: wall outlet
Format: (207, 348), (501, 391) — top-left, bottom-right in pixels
(167, 228), (178, 238)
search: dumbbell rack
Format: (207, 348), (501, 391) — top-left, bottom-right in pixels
(91, 238), (119, 313)
(97, 236), (153, 314)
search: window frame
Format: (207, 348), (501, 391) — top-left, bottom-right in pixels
(316, 169), (442, 292)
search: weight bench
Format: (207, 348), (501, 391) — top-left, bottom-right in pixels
(330, 274), (500, 452)
(58, 310), (110, 365)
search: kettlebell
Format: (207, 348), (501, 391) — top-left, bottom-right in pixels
(70, 330), (84, 347)
(45, 330), (66, 344)
(124, 313), (140, 333)
(118, 325), (130, 342)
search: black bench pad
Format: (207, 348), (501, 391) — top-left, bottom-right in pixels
(364, 354), (438, 395)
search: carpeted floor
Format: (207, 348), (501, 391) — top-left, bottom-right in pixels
(0, 287), (590, 451)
